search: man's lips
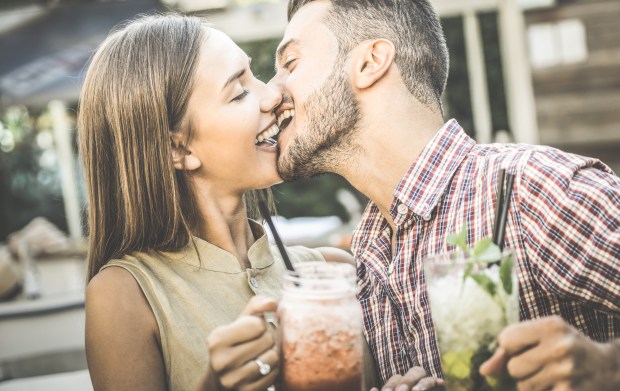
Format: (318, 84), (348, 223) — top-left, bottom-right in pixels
(274, 98), (295, 118)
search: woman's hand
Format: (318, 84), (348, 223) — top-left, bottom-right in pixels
(206, 296), (279, 391)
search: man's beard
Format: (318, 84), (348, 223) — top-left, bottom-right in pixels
(277, 63), (360, 181)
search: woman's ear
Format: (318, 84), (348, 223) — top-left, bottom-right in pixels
(170, 132), (201, 171)
(352, 39), (396, 90)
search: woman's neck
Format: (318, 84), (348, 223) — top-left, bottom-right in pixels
(191, 185), (256, 270)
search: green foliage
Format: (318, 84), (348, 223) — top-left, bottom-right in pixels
(442, 16), (474, 137)
(470, 273), (497, 297)
(446, 226), (512, 297)
(0, 106), (67, 241)
(273, 175), (366, 221)
(479, 12), (509, 134)
(442, 13), (510, 139)
(499, 253), (514, 295)
(238, 38), (280, 83)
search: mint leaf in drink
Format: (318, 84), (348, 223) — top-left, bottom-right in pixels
(475, 239), (502, 263)
(473, 238), (491, 258)
(470, 274), (497, 297)
(499, 254), (514, 294)
(463, 263), (473, 283)
(446, 227), (505, 298)
(447, 224), (469, 254)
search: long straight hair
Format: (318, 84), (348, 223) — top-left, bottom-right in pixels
(78, 14), (272, 282)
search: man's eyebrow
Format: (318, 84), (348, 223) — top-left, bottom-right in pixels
(275, 39), (297, 68)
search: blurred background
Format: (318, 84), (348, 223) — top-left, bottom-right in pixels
(0, 0), (618, 389)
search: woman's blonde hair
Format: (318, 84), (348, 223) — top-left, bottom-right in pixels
(79, 14), (272, 281)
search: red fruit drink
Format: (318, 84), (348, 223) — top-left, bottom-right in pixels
(278, 262), (363, 391)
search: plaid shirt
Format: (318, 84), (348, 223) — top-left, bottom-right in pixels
(351, 119), (620, 381)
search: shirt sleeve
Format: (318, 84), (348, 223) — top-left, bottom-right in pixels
(517, 150), (620, 314)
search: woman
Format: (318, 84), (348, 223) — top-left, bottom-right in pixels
(79, 13), (354, 391)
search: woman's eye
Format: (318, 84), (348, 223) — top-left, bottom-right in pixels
(231, 89), (249, 102)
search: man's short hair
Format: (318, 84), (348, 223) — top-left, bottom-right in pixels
(288, 0), (449, 112)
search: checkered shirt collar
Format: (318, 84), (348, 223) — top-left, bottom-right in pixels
(391, 119), (476, 220)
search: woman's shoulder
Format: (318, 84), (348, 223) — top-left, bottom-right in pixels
(85, 267), (165, 389)
(101, 246), (194, 273)
(86, 266), (152, 317)
(86, 265), (160, 340)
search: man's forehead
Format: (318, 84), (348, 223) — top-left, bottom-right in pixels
(279, 1), (332, 49)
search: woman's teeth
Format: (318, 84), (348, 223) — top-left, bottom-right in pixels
(255, 110), (296, 146)
(256, 123), (280, 144)
(278, 109), (295, 127)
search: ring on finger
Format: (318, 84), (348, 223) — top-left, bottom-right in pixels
(254, 358), (271, 376)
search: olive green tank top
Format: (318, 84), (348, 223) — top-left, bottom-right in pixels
(101, 222), (377, 390)
(102, 221), (376, 391)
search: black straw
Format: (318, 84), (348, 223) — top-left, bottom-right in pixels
(496, 173), (515, 251)
(258, 200), (295, 272)
(492, 168), (506, 246)
(491, 168), (515, 251)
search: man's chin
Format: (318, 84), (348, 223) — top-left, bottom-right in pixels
(276, 161), (298, 182)
(276, 156), (307, 182)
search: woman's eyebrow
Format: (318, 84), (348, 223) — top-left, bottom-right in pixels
(222, 57), (252, 91)
(222, 68), (246, 91)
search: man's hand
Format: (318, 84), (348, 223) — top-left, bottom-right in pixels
(480, 316), (620, 391)
(370, 366), (444, 391)
(201, 296), (279, 391)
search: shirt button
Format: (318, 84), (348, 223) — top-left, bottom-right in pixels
(397, 204), (409, 215)
(249, 277), (259, 289)
(423, 214), (432, 221)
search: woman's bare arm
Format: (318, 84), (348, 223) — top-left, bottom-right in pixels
(85, 267), (167, 391)
(316, 247), (355, 265)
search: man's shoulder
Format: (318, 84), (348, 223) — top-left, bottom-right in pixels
(472, 143), (613, 177)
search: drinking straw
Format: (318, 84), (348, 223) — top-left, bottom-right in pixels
(492, 168), (506, 246)
(258, 200), (296, 272)
(496, 173), (515, 251)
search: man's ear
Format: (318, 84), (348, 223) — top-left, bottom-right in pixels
(352, 39), (396, 90)
(170, 132), (201, 171)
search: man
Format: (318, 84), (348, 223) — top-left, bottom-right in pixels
(269, 0), (620, 390)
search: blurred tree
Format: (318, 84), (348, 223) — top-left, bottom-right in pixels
(238, 38), (279, 82)
(0, 156), (9, 239)
(442, 14), (509, 138)
(442, 16), (475, 137)
(479, 12), (509, 135)
(0, 106), (66, 241)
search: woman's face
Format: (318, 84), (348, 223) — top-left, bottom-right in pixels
(183, 28), (282, 193)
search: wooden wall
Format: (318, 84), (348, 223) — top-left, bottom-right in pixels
(525, 0), (620, 173)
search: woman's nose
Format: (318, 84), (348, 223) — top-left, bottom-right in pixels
(267, 72), (285, 93)
(261, 82), (282, 113)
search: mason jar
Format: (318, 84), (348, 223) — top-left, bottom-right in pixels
(278, 262), (363, 391)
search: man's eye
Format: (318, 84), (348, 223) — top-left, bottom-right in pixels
(232, 89), (249, 102)
(284, 58), (297, 70)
